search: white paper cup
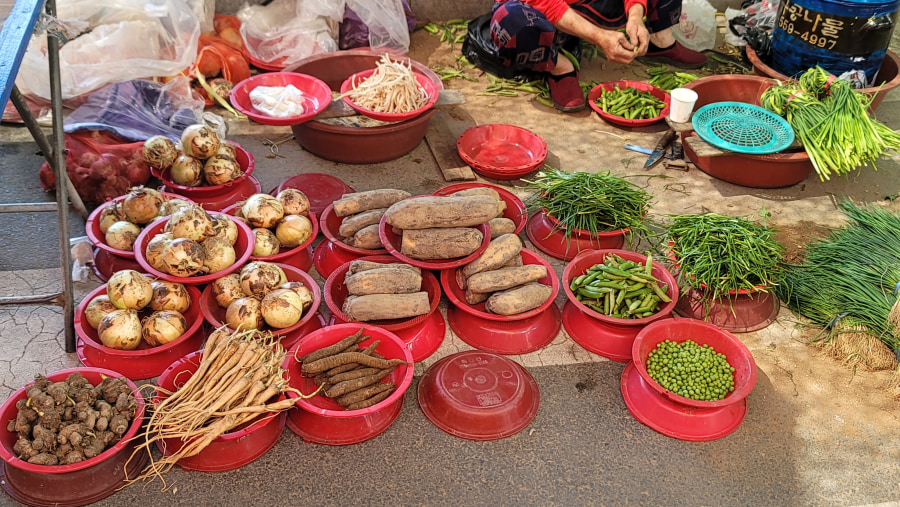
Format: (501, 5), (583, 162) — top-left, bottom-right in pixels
(669, 88), (699, 123)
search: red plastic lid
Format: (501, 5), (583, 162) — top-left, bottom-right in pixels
(230, 72), (332, 127)
(456, 124), (547, 179)
(340, 69), (439, 123)
(417, 351), (540, 441)
(270, 173), (355, 217)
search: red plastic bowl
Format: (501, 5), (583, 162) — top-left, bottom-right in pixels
(133, 215), (255, 284)
(155, 351), (286, 471)
(379, 215), (491, 270)
(632, 319), (758, 408)
(161, 174), (262, 212)
(0, 368), (146, 507)
(74, 281), (205, 380)
(230, 72), (332, 126)
(417, 351), (540, 441)
(432, 182), (527, 235)
(674, 287), (780, 333)
(325, 255), (441, 332)
(199, 262), (322, 338)
(588, 80), (670, 127)
(526, 210), (628, 261)
(284, 323), (414, 445)
(85, 191), (195, 260)
(221, 203), (319, 270)
(150, 141), (254, 197)
(456, 124), (548, 179)
(339, 69), (438, 122)
(247, 53), (288, 72)
(442, 248), (558, 323)
(91, 248), (143, 282)
(319, 203), (388, 255)
(269, 173), (355, 217)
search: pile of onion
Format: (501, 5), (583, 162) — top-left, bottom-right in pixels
(84, 270), (191, 350)
(234, 191), (313, 257)
(210, 261), (314, 331)
(98, 187), (191, 251)
(148, 124), (242, 187)
(146, 205), (239, 277)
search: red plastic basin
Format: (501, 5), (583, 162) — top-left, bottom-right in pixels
(526, 210), (628, 261)
(133, 215), (255, 285)
(269, 173), (355, 217)
(456, 124), (548, 179)
(91, 248), (143, 282)
(199, 262), (322, 338)
(0, 368), (147, 507)
(340, 69), (439, 123)
(319, 203), (388, 255)
(155, 351), (286, 471)
(432, 182), (527, 235)
(221, 203), (318, 272)
(150, 141), (254, 198)
(284, 323), (414, 445)
(230, 72), (332, 126)
(74, 281), (205, 380)
(588, 80), (670, 127)
(379, 215), (491, 270)
(162, 174), (262, 212)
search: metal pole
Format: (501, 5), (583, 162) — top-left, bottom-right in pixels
(46, 0), (75, 353)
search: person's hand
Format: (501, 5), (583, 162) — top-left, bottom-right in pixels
(593, 29), (639, 64)
(625, 5), (650, 55)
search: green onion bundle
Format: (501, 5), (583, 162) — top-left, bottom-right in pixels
(760, 66), (900, 181)
(664, 212), (784, 300)
(523, 167), (653, 240)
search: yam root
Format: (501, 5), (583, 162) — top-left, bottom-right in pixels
(302, 352), (409, 376)
(450, 187), (501, 200)
(325, 367), (396, 398)
(467, 264), (548, 293)
(347, 260), (420, 276)
(503, 254), (524, 268)
(342, 292), (430, 322)
(300, 328), (364, 365)
(345, 267), (422, 296)
(460, 233), (522, 283)
(488, 217), (517, 239)
(401, 228), (484, 260)
(322, 342), (380, 377)
(339, 208), (387, 238)
(329, 367), (382, 383)
(465, 288), (491, 305)
(485, 283), (553, 315)
(334, 189), (410, 217)
(28, 453), (58, 466)
(344, 223), (383, 250)
(385, 195), (503, 230)
(337, 382), (395, 407)
(345, 388), (394, 411)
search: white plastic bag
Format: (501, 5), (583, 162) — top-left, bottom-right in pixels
(17, 0), (200, 100)
(345, 0), (410, 53)
(238, 0), (342, 69)
(672, 0), (718, 52)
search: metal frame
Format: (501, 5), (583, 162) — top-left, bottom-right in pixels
(0, 0), (87, 353)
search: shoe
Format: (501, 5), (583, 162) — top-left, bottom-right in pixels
(548, 72), (586, 112)
(642, 42), (708, 69)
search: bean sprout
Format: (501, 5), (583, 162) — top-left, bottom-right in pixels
(339, 54), (429, 114)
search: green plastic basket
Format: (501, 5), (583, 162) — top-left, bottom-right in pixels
(691, 102), (794, 155)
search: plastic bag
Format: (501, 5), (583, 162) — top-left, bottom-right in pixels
(237, 0), (342, 69)
(38, 130), (151, 204)
(64, 76), (205, 142)
(17, 0), (200, 100)
(672, 0), (718, 52)
(340, 0), (415, 53)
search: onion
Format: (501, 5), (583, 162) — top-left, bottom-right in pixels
(142, 135), (177, 170)
(241, 194), (284, 229)
(84, 295), (118, 330)
(168, 205), (216, 242)
(275, 214), (313, 248)
(105, 221), (141, 251)
(203, 154), (240, 186)
(277, 189), (310, 216)
(217, 143), (237, 159)
(160, 198), (192, 217)
(211, 274), (245, 308)
(98, 202), (123, 234)
(210, 213), (239, 245)
(107, 270), (153, 310)
(141, 310), (186, 347)
(209, 78), (234, 100)
(251, 228), (280, 257)
(239, 261), (286, 299)
(261, 288), (304, 328)
(181, 124), (220, 160)
(279, 282), (315, 312)
(201, 237), (236, 274)
(98, 309), (142, 350)
(122, 187), (163, 224)
(225, 297), (263, 330)
(161, 238), (206, 277)
(170, 154), (204, 187)
(145, 232), (174, 273)
(149, 281), (191, 313)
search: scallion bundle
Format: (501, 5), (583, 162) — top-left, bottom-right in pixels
(760, 66), (900, 181)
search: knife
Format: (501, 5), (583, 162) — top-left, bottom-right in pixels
(642, 128), (678, 170)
